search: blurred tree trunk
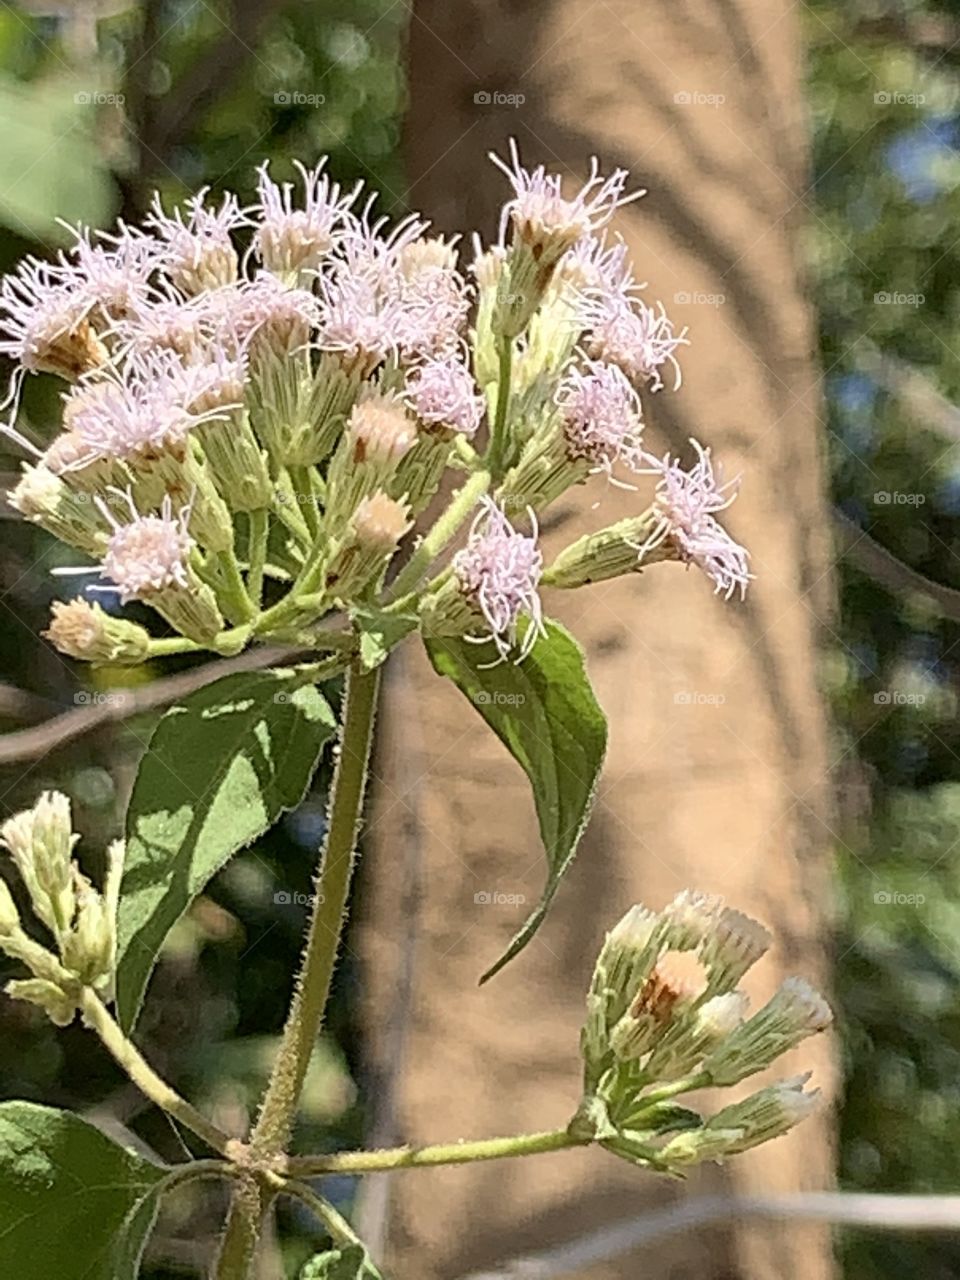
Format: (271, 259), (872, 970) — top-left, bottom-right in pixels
(359, 2), (837, 1277)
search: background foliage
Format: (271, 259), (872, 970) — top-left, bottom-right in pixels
(0, 0), (959, 1275)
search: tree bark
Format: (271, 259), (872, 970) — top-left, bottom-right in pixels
(359, 2), (836, 1277)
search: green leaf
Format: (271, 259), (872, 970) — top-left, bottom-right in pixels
(350, 606), (418, 670)
(425, 620), (607, 980)
(116, 669), (337, 1032)
(0, 1101), (165, 1279)
(301, 1244), (383, 1279)
(0, 76), (115, 240)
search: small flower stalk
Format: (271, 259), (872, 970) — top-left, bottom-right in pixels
(576, 893), (830, 1173)
(0, 792), (123, 1020)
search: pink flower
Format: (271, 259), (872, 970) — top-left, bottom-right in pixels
(94, 491), (193, 602)
(145, 188), (244, 293)
(253, 159), (361, 273)
(491, 139), (645, 255)
(395, 238), (471, 359)
(405, 355), (485, 436)
(0, 256), (101, 377)
(555, 358), (645, 472)
(583, 297), (688, 392)
(453, 497), (545, 660)
(63, 223), (157, 321)
(639, 440), (752, 599)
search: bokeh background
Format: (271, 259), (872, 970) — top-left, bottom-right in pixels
(0, 1), (958, 1277)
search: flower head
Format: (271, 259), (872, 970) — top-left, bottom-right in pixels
(253, 159), (360, 274)
(639, 441), (752, 599)
(63, 223), (157, 322)
(405, 355), (485, 437)
(0, 256), (105, 381)
(95, 491), (193, 602)
(491, 140), (644, 258)
(453, 497), (544, 661)
(555, 357), (645, 472)
(145, 188), (244, 293)
(584, 297), (688, 392)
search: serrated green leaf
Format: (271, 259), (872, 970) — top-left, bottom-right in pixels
(116, 669), (337, 1032)
(350, 606), (418, 670)
(301, 1244), (383, 1279)
(0, 1101), (165, 1279)
(425, 620), (607, 980)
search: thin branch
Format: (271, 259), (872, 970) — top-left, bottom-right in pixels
(0, 642), (303, 768)
(834, 509), (960, 623)
(455, 1192), (960, 1280)
(857, 344), (960, 445)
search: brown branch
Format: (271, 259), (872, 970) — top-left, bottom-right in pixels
(834, 509), (960, 623)
(456, 1192), (960, 1280)
(0, 642), (302, 768)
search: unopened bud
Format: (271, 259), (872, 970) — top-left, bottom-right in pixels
(543, 512), (668, 589)
(0, 878), (20, 935)
(703, 977), (832, 1086)
(705, 1074), (822, 1153)
(325, 394), (418, 527)
(610, 950), (708, 1061)
(644, 990), (750, 1082)
(324, 493), (412, 602)
(44, 598), (151, 665)
(9, 463), (109, 557)
(6, 977), (78, 1027)
(0, 792), (77, 939)
(658, 1126), (745, 1168)
(699, 906), (772, 995)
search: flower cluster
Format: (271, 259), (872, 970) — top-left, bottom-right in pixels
(576, 892), (830, 1171)
(0, 792), (123, 1022)
(1, 144), (749, 669)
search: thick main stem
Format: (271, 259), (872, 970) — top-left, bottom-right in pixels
(253, 661), (381, 1157)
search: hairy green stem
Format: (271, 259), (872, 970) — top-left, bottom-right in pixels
(214, 1174), (266, 1280)
(78, 988), (232, 1156)
(486, 336), (514, 479)
(279, 1178), (364, 1247)
(252, 662), (381, 1156)
(386, 469), (491, 602)
(246, 509), (269, 608)
(216, 547), (257, 624)
(287, 1127), (584, 1176)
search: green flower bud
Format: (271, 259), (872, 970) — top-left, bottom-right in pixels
(0, 792), (77, 939)
(196, 409), (273, 512)
(703, 978), (832, 1086)
(704, 1074), (822, 1154)
(658, 1126), (745, 1168)
(44, 598), (151, 665)
(8, 463), (109, 557)
(543, 512), (672, 589)
(6, 977), (78, 1027)
(0, 877), (20, 935)
(325, 393), (418, 528)
(324, 493), (412, 603)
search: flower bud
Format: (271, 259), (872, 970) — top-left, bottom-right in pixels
(44, 599), (151, 665)
(609, 950), (708, 1061)
(0, 877), (20, 935)
(323, 493), (412, 602)
(699, 906), (772, 995)
(325, 393), (418, 528)
(542, 513), (671, 589)
(195, 410), (274, 513)
(658, 1126), (744, 1168)
(703, 977), (832, 1086)
(0, 792), (77, 939)
(8, 464), (109, 557)
(704, 1074), (822, 1154)
(643, 990), (750, 1083)
(6, 977), (79, 1027)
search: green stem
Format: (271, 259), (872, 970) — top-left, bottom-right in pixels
(386, 469), (490, 602)
(289, 464), (320, 538)
(216, 548), (257, 625)
(635, 1072), (709, 1107)
(247, 509), (269, 608)
(78, 988), (232, 1156)
(215, 1175), (266, 1280)
(251, 662), (381, 1156)
(287, 1128), (583, 1176)
(279, 1178), (364, 1247)
(486, 335), (514, 479)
